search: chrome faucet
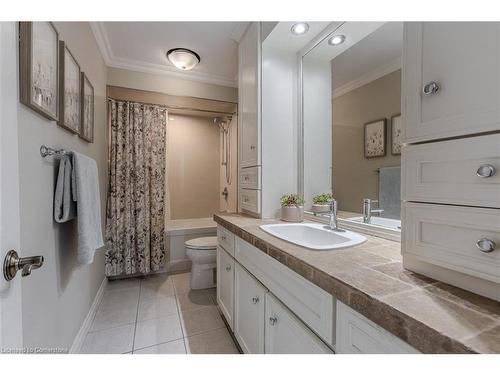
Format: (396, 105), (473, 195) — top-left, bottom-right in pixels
(327, 199), (342, 231)
(362, 198), (384, 224)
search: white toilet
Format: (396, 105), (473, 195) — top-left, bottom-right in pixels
(185, 236), (218, 289)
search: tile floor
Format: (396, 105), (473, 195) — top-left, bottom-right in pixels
(81, 272), (240, 354)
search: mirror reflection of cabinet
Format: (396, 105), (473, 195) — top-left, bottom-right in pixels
(403, 22), (500, 143)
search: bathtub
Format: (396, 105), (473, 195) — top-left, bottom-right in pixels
(346, 216), (401, 231)
(165, 217), (217, 273)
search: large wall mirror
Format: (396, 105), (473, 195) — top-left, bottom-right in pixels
(300, 22), (403, 234)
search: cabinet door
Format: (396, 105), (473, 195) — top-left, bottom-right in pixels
(403, 22), (500, 143)
(264, 293), (333, 354)
(216, 246), (234, 330)
(336, 301), (419, 354)
(234, 263), (267, 353)
(238, 22), (260, 167)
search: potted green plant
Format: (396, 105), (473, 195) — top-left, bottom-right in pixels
(311, 193), (333, 213)
(280, 194), (305, 222)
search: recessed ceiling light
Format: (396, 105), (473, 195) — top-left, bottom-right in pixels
(166, 48), (200, 70)
(291, 22), (309, 36)
(328, 35), (346, 46)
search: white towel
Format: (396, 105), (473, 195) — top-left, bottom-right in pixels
(71, 151), (104, 265)
(54, 155), (76, 223)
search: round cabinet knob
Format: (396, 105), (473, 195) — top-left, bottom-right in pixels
(269, 316), (278, 326)
(476, 238), (496, 253)
(225, 265), (232, 271)
(252, 296), (259, 304)
(422, 81), (440, 96)
(476, 164), (496, 178)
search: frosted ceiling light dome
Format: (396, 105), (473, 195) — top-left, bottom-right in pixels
(166, 48), (201, 70)
(328, 34), (346, 46)
(291, 22), (309, 35)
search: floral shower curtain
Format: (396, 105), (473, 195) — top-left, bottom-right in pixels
(105, 100), (167, 276)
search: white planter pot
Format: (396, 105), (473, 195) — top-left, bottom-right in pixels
(281, 205), (304, 222)
(311, 204), (330, 214)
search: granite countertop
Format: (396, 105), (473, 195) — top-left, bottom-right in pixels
(214, 213), (500, 354)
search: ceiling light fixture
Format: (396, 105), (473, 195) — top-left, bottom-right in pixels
(291, 22), (309, 36)
(328, 34), (346, 46)
(166, 48), (200, 71)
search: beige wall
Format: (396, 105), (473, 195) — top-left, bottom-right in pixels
(167, 114), (220, 219)
(17, 22), (107, 350)
(108, 67), (238, 103)
(333, 70), (401, 213)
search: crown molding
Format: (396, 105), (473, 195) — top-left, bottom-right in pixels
(230, 22), (250, 43)
(332, 57), (401, 99)
(89, 22), (238, 88)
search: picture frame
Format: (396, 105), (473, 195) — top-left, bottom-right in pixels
(58, 41), (81, 134)
(79, 72), (94, 143)
(364, 119), (386, 158)
(19, 22), (59, 121)
(391, 114), (402, 155)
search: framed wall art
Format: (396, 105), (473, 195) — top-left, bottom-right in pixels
(79, 72), (94, 143)
(58, 41), (81, 134)
(391, 114), (402, 155)
(364, 119), (387, 158)
(19, 22), (59, 121)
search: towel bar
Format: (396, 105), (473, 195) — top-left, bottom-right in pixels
(40, 145), (70, 158)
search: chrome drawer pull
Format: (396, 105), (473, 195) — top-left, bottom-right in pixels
(252, 296), (260, 304)
(476, 164), (496, 178)
(476, 238), (496, 253)
(269, 316), (278, 326)
(422, 81), (440, 96)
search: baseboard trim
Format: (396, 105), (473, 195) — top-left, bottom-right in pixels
(69, 277), (108, 354)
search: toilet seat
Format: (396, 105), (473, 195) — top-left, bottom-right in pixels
(185, 236), (218, 250)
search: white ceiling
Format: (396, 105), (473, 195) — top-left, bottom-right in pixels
(331, 22), (403, 91)
(91, 22), (249, 87)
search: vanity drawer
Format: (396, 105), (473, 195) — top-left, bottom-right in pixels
(235, 237), (335, 346)
(240, 188), (261, 215)
(217, 225), (235, 256)
(240, 166), (261, 189)
(403, 202), (500, 283)
(402, 133), (500, 208)
(336, 301), (418, 354)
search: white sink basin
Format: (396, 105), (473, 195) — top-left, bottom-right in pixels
(259, 223), (366, 250)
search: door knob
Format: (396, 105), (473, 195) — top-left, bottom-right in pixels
(476, 164), (496, 178)
(422, 81), (440, 95)
(3, 250), (44, 281)
(476, 238), (496, 253)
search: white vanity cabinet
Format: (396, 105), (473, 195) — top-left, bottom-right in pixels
(216, 246), (235, 330)
(403, 22), (500, 143)
(238, 22), (262, 217)
(336, 302), (419, 354)
(402, 22), (500, 301)
(265, 293), (333, 354)
(234, 263), (267, 353)
(238, 22), (261, 169)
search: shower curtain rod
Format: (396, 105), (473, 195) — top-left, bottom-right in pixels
(107, 97), (236, 117)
